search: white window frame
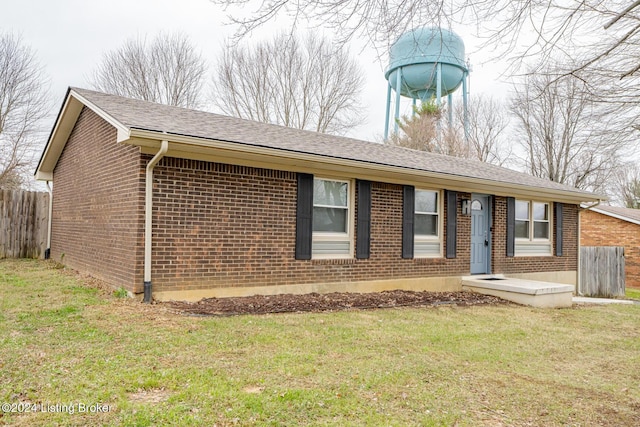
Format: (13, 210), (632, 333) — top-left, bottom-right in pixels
(414, 188), (443, 258)
(515, 199), (553, 257)
(312, 177), (354, 259)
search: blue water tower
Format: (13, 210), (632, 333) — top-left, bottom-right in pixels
(384, 27), (469, 139)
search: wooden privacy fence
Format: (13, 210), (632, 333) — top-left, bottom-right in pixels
(0, 190), (49, 259)
(580, 246), (625, 298)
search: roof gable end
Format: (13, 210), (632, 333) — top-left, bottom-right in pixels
(35, 88), (129, 180)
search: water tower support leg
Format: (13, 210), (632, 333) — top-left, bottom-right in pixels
(412, 98), (417, 116)
(394, 67), (402, 135)
(448, 93), (453, 130)
(384, 83), (392, 140)
(463, 72), (469, 141)
(435, 63), (443, 146)
(436, 63), (442, 105)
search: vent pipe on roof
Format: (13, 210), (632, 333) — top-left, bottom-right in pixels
(143, 139), (169, 303)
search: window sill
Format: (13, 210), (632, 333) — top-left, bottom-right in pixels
(311, 258), (358, 265)
(412, 256), (446, 264)
(513, 253), (553, 258)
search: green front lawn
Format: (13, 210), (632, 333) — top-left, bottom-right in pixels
(1, 259), (639, 426)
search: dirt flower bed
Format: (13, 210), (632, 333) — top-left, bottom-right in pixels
(164, 290), (506, 316)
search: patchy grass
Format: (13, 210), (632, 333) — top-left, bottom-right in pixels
(626, 287), (640, 301)
(1, 259), (639, 426)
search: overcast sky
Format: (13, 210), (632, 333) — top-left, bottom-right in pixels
(1, 0), (510, 142)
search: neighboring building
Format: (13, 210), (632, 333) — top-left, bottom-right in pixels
(581, 205), (640, 288)
(35, 88), (603, 301)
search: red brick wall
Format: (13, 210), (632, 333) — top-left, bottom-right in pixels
(51, 111), (580, 295)
(581, 209), (640, 288)
(51, 108), (145, 292)
(491, 197), (578, 274)
(150, 158), (474, 292)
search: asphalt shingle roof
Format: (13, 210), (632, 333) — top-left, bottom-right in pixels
(73, 87), (597, 198)
(594, 205), (640, 223)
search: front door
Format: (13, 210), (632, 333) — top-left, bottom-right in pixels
(470, 195), (490, 274)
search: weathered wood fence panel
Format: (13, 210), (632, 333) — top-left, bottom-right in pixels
(580, 246), (625, 298)
(0, 190), (49, 259)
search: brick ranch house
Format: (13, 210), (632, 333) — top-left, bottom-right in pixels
(581, 205), (640, 288)
(35, 88), (603, 302)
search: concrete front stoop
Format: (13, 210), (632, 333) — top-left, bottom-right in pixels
(462, 275), (574, 308)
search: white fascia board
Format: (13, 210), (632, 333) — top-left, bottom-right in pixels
(35, 171), (53, 181)
(35, 94), (81, 179)
(126, 128), (602, 205)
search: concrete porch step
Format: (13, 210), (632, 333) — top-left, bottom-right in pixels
(462, 275), (574, 308)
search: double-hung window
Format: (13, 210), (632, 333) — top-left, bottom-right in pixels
(515, 200), (552, 256)
(414, 189), (441, 257)
(312, 178), (352, 258)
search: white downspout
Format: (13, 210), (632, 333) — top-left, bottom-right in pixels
(45, 181), (53, 259)
(143, 139), (169, 303)
(577, 208), (583, 296)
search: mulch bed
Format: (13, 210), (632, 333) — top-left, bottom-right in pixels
(164, 290), (506, 316)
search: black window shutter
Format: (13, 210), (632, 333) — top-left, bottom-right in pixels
(402, 185), (415, 259)
(295, 173), (313, 260)
(446, 190), (457, 259)
(506, 197), (515, 257)
(555, 202), (563, 257)
(356, 180), (371, 259)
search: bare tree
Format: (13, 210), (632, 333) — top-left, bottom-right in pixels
(212, 32), (364, 135)
(0, 32), (50, 190)
(510, 71), (628, 193)
(387, 95), (510, 166)
(614, 164), (640, 208)
(452, 95), (510, 166)
(91, 32), (207, 108)
(212, 0), (640, 141)
(211, 1), (639, 68)
(211, 0), (456, 50)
